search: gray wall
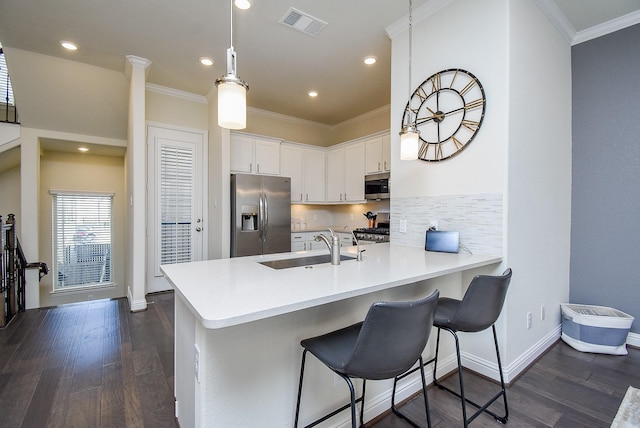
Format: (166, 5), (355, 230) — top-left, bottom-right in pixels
(571, 24), (640, 333)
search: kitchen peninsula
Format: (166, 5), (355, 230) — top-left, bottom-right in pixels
(161, 243), (501, 427)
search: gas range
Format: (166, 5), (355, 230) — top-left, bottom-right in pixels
(354, 227), (390, 243)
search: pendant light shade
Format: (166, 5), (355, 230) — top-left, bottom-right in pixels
(400, 124), (419, 160)
(216, 1), (249, 130)
(399, 0), (419, 160)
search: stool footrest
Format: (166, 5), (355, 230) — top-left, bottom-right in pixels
(434, 378), (507, 424)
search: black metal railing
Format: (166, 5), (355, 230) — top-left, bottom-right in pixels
(0, 47), (19, 124)
(1, 214), (47, 327)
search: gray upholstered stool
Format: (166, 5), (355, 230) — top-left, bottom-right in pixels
(430, 268), (512, 427)
(294, 290), (440, 428)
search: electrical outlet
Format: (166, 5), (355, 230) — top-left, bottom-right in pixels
(526, 311), (532, 329)
(399, 219), (407, 233)
(194, 344), (200, 382)
(541, 305), (545, 320)
(429, 220), (439, 230)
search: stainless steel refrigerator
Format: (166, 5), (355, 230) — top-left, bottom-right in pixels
(231, 174), (291, 257)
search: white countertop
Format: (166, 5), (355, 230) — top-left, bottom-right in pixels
(161, 243), (501, 329)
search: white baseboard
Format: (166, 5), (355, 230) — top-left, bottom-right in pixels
(627, 332), (640, 348)
(127, 286), (148, 312)
(463, 326), (561, 384)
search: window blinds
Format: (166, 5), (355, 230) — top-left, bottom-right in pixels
(51, 192), (113, 289)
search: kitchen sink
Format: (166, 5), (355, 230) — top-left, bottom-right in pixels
(259, 254), (356, 270)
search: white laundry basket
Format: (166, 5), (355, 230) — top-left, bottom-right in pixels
(561, 303), (634, 355)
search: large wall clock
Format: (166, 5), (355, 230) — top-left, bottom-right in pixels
(401, 68), (486, 162)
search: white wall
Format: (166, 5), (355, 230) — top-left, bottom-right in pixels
(388, 0), (572, 380)
(39, 150), (126, 307)
(502, 0), (572, 364)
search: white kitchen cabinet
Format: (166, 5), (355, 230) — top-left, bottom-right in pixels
(231, 133), (280, 175)
(291, 232), (307, 251)
(326, 142), (365, 203)
(337, 232), (354, 247)
(365, 134), (390, 174)
(326, 147), (345, 202)
(382, 134), (391, 172)
(291, 231), (353, 252)
(303, 149), (326, 203)
(280, 145), (304, 202)
(282, 145), (325, 203)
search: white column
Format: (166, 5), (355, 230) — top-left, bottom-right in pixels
(125, 55), (151, 311)
(20, 129), (41, 308)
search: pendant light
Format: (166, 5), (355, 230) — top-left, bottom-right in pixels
(399, 0), (419, 160)
(215, 0), (249, 130)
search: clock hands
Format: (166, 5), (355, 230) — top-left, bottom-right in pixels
(416, 105), (465, 126)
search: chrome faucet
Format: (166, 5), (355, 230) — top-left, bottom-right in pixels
(315, 228), (341, 265)
(344, 226), (365, 261)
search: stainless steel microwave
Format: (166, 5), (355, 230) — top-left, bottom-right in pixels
(364, 172), (390, 200)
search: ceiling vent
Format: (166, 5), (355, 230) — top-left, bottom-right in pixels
(279, 7), (327, 36)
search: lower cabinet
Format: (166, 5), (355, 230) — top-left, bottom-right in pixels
(291, 231), (354, 251)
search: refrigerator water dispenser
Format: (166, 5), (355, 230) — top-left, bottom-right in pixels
(241, 206), (258, 231)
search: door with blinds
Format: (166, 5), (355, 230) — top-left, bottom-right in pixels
(147, 126), (207, 293)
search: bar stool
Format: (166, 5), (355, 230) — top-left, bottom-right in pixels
(430, 268), (512, 427)
(294, 290), (440, 428)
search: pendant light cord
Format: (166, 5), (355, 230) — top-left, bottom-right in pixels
(229, 0), (234, 50)
(408, 0), (413, 101)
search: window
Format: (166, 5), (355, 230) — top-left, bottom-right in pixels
(0, 42), (15, 106)
(159, 144), (193, 265)
(51, 191), (113, 290)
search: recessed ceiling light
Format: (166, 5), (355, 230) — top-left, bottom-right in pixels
(363, 56), (377, 65)
(235, 0), (251, 10)
(199, 57), (214, 66)
(60, 41), (78, 51)
(78, 147), (89, 152)
(308, 91), (318, 98)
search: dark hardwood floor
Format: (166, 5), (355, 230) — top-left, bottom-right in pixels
(0, 291), (636, 427)
(0, 292), (177, 428)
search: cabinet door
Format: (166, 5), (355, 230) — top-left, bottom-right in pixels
(344, 142), (365, 201)
(231, 135), (254, 173)
(382, 134), (391, 172)
(254, 139), (280, 175)
(303, 150), (326, 203)
(326, 148), (345, 202)
(281, 146), (303, 202)
(291, 233), (306, 251)
(365, 136), (383, 174)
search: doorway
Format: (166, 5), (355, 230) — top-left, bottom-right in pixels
(147, 125), (208, 293)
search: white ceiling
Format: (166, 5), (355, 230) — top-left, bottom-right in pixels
(0, 0), (639, 126)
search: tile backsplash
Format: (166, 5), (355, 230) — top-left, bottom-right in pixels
(291, 201), (390, 231)
(391, 193), (503, 255)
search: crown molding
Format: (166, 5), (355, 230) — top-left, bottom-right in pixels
(145, 83), (208, 104)
(572, 9), (640, 45)
(533, 0), (576, 44)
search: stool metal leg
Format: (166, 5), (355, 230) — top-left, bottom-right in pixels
(294, 349), (308, 428)
(392, 356), (432, 428)
(295, 349), (365, 428)
(432, 325), (509, 427)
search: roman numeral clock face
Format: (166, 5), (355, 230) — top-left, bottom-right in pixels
(402, 69), (486, 161)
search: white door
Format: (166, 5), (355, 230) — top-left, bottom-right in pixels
(147, 126), (207, 293)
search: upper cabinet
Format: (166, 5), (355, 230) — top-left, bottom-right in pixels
(231, 133), (280, 175)
(365, 134), (391, 175)
(236, 130), (388, 204)
(281, 144), (325, 203)
(326, 142), (365, 203)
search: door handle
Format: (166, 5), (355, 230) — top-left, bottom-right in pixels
(196, 227), (202, 232)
